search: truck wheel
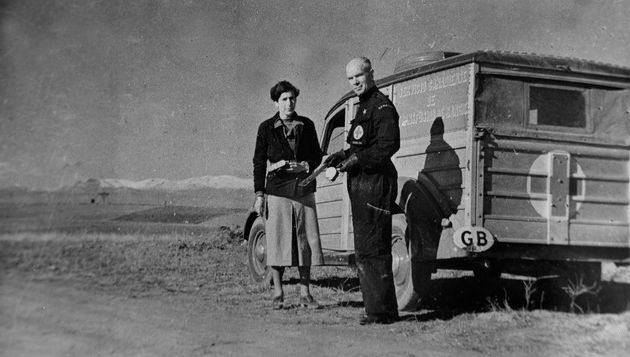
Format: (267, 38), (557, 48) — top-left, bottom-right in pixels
(391, 216), (431, 311)
(247, 217), (270, 284)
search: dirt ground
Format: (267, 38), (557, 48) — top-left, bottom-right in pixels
(1, 202), (630, 356)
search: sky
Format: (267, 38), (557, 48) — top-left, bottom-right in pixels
(1, 0), (629, 189)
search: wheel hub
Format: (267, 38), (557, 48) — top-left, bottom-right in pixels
(391, 237), (409, 285)
(253, 232), (266, 272)
(254, 239), (265, 262)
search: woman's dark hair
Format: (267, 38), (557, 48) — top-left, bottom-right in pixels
(270, 81), (300, 102)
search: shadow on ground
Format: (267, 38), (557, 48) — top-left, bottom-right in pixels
(294, 275), (630, 320)
(417, 276), (630, 317)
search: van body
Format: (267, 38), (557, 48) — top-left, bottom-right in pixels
(245, 51), (630, 310)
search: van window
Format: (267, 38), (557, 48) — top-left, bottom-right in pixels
(327, 126), (345, 154)
(528, 86), (586, 128)
(477, 75), (591, 132)
(476, 76), (525, 127)
(322, 109), (346, 154)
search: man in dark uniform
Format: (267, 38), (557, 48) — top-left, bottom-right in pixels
(324, 57), (400, 325)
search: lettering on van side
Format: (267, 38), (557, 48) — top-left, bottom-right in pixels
(396, 67), (470, 99)
(400, 103), (469, 127)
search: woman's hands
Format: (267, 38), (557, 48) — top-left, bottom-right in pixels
(286, 161), (309, 173)
(253, 194), (265, 216)
(270, 160), (309, 174)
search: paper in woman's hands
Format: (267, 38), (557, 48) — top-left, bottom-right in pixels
(267, 160), (288, 172)
(284, 161), (308, 174)
(268, 160), (308, 174)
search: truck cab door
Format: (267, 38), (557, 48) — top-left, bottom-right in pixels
(315, 104), (352, 251)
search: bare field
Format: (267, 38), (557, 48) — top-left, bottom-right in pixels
(1, 202), (630, 356)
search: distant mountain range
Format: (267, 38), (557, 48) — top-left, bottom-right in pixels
(70, 175), (251, 191)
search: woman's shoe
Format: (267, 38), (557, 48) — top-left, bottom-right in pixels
(299, 294), (320, 309)
(272, 294), (284, 310)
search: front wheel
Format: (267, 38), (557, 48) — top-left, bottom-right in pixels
(247, 217), (270, 284)
(391, 215), (432, 311)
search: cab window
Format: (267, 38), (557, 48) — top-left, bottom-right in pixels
(322, 109), (346, 154)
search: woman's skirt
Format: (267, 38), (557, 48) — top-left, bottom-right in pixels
(265, 193), (324, 267)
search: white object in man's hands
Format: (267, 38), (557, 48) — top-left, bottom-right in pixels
(325, 167), (339, 182)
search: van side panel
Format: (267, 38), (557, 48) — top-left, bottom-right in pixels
(475, 73), (630, 250)
(392, 64), (476, 260)
(481, 136), (629, 247)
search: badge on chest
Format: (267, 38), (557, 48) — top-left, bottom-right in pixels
(349, 106), (369, 145)
(353, 125), (364, 140)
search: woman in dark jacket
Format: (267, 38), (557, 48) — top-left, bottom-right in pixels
(252, 80), (324, 309)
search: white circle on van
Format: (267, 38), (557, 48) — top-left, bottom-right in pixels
(526, 153), (585, 217)
(353, 125), (364, 140)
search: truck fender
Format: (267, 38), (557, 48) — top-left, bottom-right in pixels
(398, 174), (451, 223)
(243, 211), (260, 241)
(397, 176), (449, 262)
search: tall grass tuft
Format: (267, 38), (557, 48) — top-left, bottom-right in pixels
(562, 274), (601, 313)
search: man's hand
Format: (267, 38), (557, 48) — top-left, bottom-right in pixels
(253, 195), (265, 217)
(337, 154), (359, 172)
(323, 150), (346, 167)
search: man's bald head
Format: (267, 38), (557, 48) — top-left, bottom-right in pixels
(346, 57), (375, 96)
(346, 57), (372, 74)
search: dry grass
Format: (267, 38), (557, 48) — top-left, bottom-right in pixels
(2, 226), (630, 356)
(0, 227), (245, 295)
(1, 202), (629, 356)
(0, 226), (363, 321)
(562, 275), (603, 313)
(0, 201), (364, 322)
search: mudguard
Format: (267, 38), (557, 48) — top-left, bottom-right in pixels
(243, 211), (259, 241)
(397, 174), (452, 263)
(398, 173), (452, 224)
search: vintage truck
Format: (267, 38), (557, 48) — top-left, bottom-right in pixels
(244, 51), (630, 310)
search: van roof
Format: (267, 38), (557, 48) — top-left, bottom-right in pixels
(326, 50), (630, 118)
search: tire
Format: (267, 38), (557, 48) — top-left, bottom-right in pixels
(247, 217), (270, 284)
(391, 215), (432, 311)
